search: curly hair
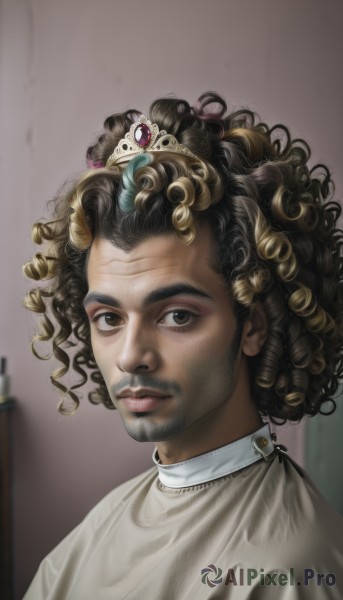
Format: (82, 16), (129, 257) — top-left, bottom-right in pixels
(23, 92), (343, 422)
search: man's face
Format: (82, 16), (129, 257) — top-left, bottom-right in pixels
(84, 227), (258, 458)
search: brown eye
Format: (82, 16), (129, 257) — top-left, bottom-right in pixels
(160, 309), (197, 328)
(172, 311), (190, 325)
(93, 312), (122, 332)
(104, 314), (118, 326)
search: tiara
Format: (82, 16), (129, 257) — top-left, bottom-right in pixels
(106, 115), (199, 166)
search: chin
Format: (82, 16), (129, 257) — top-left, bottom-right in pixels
(122, 417), (186, 443)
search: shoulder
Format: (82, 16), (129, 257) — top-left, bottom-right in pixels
(23, 465), (158, 599)
(80, 465), (157, 528)
(256, 452), (343, 537)
(249, 453), (343, 576)
(218, 454), (343, 595)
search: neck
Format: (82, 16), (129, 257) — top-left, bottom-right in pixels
(153, 424), (274, 489)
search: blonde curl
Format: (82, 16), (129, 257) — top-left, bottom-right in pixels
(255, 211), (298, 282)
(288, 288), (336, 336)
(271, 186), (318, 231)
(284, 391), (305, 407)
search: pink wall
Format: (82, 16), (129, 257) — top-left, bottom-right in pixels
(1, 0), (342, 597)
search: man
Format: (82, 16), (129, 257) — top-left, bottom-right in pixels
(24, 92), (343, 598)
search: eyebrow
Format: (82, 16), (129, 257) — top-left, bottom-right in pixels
(83, 284), (214, 310)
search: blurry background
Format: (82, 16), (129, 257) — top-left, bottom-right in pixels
(0, 0), (342, 597)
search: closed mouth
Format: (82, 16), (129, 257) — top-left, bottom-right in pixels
(117, 388), (171, 400)
(117, 392), (172, 413)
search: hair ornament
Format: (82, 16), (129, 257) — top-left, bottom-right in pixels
(106, 115), (199, 166)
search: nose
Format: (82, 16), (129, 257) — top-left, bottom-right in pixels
(116, 318), (159, 373)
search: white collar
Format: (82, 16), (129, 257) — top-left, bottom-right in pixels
(152, 424), (274, 489)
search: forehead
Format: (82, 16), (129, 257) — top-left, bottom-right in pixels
(86, 229), (225, 296)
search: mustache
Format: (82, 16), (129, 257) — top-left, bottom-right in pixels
(112, 374), (181, 399)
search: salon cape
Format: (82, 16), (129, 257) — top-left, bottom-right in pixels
(24, 426), (343, 599)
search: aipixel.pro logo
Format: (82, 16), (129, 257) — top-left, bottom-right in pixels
(201, 565), (337, 588)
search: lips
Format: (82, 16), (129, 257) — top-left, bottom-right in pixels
(116, 388), (171, 412)
(117, 388), (169, 399)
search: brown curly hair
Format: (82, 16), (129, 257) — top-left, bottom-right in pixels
(23, 92), (343, 422)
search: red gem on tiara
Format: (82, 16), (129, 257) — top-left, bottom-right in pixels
(134, 123), (152, 148)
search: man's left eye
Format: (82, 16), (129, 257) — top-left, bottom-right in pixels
(160, 310), (195, 327)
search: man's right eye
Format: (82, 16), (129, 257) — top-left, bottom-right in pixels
(92, 312), (122, 332)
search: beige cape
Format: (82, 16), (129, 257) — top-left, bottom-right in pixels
(24, 453), (343, 599)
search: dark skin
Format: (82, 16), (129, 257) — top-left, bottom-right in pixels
(84, 226), (268, 464)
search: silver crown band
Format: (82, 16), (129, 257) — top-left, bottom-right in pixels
(106, 115), (199, 166)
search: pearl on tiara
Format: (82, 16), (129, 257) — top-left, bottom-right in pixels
(106, 115), (199, 166)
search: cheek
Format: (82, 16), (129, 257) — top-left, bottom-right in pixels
(174, 322), (234, 364)
(177, 338), (233, 391)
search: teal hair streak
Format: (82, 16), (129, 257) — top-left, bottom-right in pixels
(118, 153), (153, 212)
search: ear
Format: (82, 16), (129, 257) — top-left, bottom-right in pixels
(241, 303), (268, 357)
